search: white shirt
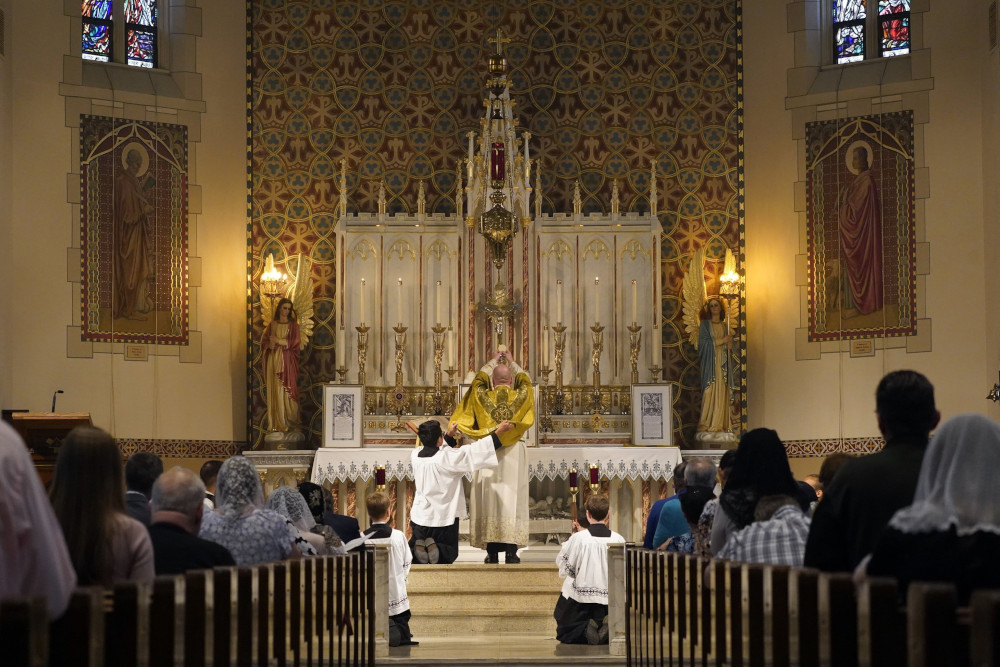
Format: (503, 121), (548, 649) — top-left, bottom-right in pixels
(365, 523), (412, 615)
(409, 435), (498, 527)
(556, 524), (625, 605)
(0, 422), (77, 618)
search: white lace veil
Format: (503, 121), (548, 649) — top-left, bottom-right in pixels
(888, 413), (1000, 536)
(215, 456), (265, 518)
(266, 485), (316, 532)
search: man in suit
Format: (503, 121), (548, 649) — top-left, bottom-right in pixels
(124, 451), (163, 525)
(148, 467), (235, 574)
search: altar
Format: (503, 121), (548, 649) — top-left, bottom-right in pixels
(311, 445), (681, 544)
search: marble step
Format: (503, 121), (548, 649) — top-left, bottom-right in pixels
(406, 563), (563, 636)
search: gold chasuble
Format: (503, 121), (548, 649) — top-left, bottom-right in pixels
(452, 360), (534, 549)
(451, 368), (535, 446)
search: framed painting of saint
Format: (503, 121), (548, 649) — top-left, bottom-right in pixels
(80, 116), (189, 344)
(805, 112), (916, 341)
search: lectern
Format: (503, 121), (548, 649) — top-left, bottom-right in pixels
(10, 412), (92, 484)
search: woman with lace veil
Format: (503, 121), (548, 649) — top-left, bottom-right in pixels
(198, 456), (309, 565)
(267, 485), (344, 556)
(862, 414), (1000, 603)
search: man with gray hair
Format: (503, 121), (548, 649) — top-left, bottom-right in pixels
(684, 457), (717, 489)
(148, 466), (235, 575)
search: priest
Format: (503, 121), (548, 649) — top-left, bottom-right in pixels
(451, 348), (534, 564)
(409, 419), (511, 564)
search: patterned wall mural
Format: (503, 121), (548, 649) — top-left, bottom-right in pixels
(248, 0), (744, 449)
(81, 116), (189, 344)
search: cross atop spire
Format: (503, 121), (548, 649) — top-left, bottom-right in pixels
(488, 28), (510, 56)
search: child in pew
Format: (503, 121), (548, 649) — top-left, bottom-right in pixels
(363, 491), (417, 647)
(554, 494), (625, 645)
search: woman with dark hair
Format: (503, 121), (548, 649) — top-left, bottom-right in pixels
(49, 426), (154, 586)
(710, 428), (803, 555)
(262, 296), (301, 432)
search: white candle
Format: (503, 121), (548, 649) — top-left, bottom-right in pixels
(542, 326), (550, 367)
(447, 328), (456, 368)
(360, 278), (366, 325)
(650, 326), (657, 366)
(594, 277), (600, 323)
(556, 280), (563, 325)
(631, 280), (637, 324)
(396, 278), (403, 325)
(436, 281), (442, 325)
(337, 327), (346, 360)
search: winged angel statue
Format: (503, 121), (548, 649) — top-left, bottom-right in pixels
(682, 247), (737, 443)
(261, 253), (314, 439)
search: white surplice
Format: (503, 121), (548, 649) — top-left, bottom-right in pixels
(365, 523), (412, 615)
(409, 434), (498, 527)
(556, 525), (625, 605)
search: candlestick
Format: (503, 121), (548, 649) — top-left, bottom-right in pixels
(337, 327), (346, 360)
(542, 325), (550, 367)
(556, 280), (563, 325)
(631, 279), (637, 325)
(396, 278), (403, 325)
(552, 324), (567, 414)
(360, 278), (366, 325)
(356, 324), (370, 386)
(432, 324), (446, 414)
(589, 464), (599, 491)
(569, 469), (578, 491)
(628, 324), (642, 384)
(435, 281), (442, 325)
(375, 466), (386, 491)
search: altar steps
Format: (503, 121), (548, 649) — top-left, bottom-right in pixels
(384, 563), (623, 666)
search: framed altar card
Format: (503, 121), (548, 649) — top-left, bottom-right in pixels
(630, 384), (673, 447)
(322, 384), (364, 448)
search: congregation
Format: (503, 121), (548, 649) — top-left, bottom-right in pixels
(4, 368), (1000, 653)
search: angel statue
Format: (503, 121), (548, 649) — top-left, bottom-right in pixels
(261, 253), (313, 447)
(682, 247), (737, 444)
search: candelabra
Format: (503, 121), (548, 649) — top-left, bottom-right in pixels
(431, 325), (446, 414)
(627, 324), (642, 384)
(537, 366), (553, 432)
(552, 324), (567, 414)
(355, 324), (370, 387)
(388, 325), (409, 415)
(590, 324), (605, 413)
(444, 368), (459, 414)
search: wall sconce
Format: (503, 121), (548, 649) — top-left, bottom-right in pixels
(259, 254), (288, 317)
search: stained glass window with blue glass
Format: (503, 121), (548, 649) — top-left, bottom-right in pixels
(878, 1), (910, 57)
(82, 0), (113, 63)
(125, 0), (157, 67)
(833, 0), (867, 63)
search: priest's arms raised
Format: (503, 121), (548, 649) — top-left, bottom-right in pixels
(451, 349), (535, 447)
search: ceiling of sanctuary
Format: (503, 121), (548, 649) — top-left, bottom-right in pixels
(248, 0), (744, 449)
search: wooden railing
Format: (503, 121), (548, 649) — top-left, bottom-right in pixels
(0, 549), (381, 667)
(622, 544), (1000, 667)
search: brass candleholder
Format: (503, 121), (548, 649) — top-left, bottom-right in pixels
(552, 323), (567, 414)
(590, 323), (605, 414)
(431, 324), (446, 414)
(444, 368), (459, 414)
(648, 366), (663, 382)
(336, 367), (348, 384)
(537, 366), (553, 433)
(627, 323), (642, 384)
(388, 325), (409, 415)
(356, 324), (370, 386)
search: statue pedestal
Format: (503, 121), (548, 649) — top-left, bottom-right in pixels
(262, 429), (306, 450)
(243, 450), (314, 497)
(695, 430), (738, 445)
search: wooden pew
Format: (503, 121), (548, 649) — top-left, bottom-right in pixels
(908, 582), (962, 667)
(856, 577), (903, 667)
(971, 589), (1000, 666)
(0, 597), (47, 667)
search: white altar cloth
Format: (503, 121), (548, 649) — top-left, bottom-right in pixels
(311, 446), (681, 485)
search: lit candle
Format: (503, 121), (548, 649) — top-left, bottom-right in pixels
(556, 280), (563, 325)
(631, 280), (637, 324)
(436, 281), (442, 325)
(594, 277), (600, 323)
(337, 327), (346, 359)
(360, 278), (366, 325)
(447, 328), (456, 368)
(396, 278), (403, 325)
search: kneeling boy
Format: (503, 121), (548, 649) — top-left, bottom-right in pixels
(554, 494), (625, 644)
(364, 492), (416, 646)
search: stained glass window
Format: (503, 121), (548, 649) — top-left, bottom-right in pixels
(82, 0), (157, 68)
(82, 1), (113, 63)
(833, 0), (866, 64)
(878, 1), (910, 57)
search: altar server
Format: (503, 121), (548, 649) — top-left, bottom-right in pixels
(363, 491), (417, 645)
(409, 419), (510, 564)
(554, 494), (625, 645)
